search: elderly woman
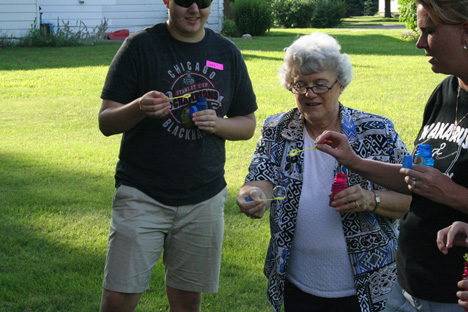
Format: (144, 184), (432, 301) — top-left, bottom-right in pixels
(316, 1), (468, 311)
(236, 32), (412, 312)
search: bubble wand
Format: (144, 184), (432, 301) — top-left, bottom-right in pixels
(246, 186), (286, 202)
(165, 94), (191, 100)
(289, 146), (317, 157)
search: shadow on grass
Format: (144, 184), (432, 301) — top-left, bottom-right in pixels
(0, 151), (270, 311)
(0, 151), (110, 310)
(0, 30), (421, 72)
(235, 32), (420, 56)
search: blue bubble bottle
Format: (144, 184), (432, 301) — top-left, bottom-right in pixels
(414, 144), (434, 167)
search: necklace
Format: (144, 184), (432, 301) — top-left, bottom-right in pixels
(453, 86), (468, 134)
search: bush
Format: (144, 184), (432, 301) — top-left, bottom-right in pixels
(311, 0), (347, 28)
(232, 0), (273, 36)
(271, 0), (315, 28)
(1, 17), (108, 48)
(398, 0), (419, 38)
(365, 0), (379, 16)
(221, 19), (242, 37)
(346, 0), (364, 16)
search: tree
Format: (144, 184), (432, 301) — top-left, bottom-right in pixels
(384, 0), (392, 17)
(346, 0), (364, 16)
(398, 0), (418, 35)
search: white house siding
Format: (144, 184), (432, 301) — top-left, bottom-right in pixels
(378, 0), (400, 17)
(0, 0), (38, 38)
(0, 0), (223, 38)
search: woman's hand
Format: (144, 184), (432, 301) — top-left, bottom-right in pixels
(401, 165), (468, 212)
(237, 187), (269, 219)
(457, 280), (468, 309)
(315, 131), (361, 169)
(330, 185), (376, 213)
(436, 221), (468, 255)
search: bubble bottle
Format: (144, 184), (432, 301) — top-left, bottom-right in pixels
(190, 97), (208, 117)
(402, 155), (413, 169)
(329, 173), (348, 206)
(462, 255), (468, 312)
(413, 144), (434, 167)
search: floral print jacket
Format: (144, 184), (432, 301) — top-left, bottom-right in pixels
(245, 104), (409, 312)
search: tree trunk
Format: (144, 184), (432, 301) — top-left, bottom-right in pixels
(384, 0), (392, 17)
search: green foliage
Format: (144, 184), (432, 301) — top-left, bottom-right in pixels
(398, 0), (419, 37)
(1, 17), (108, 48)
(271, 0), (316, 28)
(346, 0), (364, 16)
(232, 0), (273, 36)
(365, 0), (379, 16)
(311, 0), (347, 28)
(221, 19), (242, 37)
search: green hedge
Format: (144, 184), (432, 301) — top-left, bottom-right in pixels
(271, 0), (315, 28)
(270, 0), (347, 29)
(311, 0), (347, 28)
(232, 0), (273, 36)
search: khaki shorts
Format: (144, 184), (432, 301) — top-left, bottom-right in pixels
(102, 185), (227, 294)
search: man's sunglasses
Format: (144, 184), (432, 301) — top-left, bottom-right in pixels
(174, 0), (213, 9)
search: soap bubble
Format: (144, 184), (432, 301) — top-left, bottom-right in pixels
(272, 186), (286, 199)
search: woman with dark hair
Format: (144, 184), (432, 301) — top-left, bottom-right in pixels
(316, 1), (468, 310)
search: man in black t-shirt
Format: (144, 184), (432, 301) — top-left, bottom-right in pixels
(98, 0), (257, 311)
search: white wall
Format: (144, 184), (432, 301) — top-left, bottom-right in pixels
(379, 0), (400, 17)
(0, 0), (38, 38)
(0, 0), (223, 38)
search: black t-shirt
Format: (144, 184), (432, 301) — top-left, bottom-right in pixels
(101, 23), (257, 205)
(398, 75), (468, 302)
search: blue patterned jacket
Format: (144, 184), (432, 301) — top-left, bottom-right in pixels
(245, 104), (409, 312)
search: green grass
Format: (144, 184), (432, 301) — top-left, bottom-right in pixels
(0, 26), (446, 311)
(341, 15), (403, 27)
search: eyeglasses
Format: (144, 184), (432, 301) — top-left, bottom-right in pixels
(174, 0), (212, 9)
(290, 80), (338, 95)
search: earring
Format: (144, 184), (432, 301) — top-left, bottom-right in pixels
(465, 46), (467, 50)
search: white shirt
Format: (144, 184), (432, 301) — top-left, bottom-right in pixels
(287, 129), (356, 298)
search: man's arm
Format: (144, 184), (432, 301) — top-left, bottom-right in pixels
(98, 91), (171, 136)
(192, 111), (256, 141)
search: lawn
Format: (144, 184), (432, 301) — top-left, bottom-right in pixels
(341, 15), (403, 26)
(0, 25), (446, 312)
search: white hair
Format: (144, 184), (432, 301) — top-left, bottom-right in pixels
(279, 32), (353, 90)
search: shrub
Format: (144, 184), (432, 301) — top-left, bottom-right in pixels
(1, 17), (108, 48)
(398, 0), (419, 38)
(221, 19), (242, 37)
(232, 0), (273, 36)
(0, 32), (17, 48)
(271, 0), (315, 28)
(311, 0), (347, 28)
(346, 0), (364, 16)
(365, 0), (379, 16)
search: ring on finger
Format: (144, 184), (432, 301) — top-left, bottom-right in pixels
(411, 180), (417, 188)
(355, 201), (360, 208)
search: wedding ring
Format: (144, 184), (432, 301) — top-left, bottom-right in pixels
(355, 201), (360, 208)
(411, 180), (417, 188)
